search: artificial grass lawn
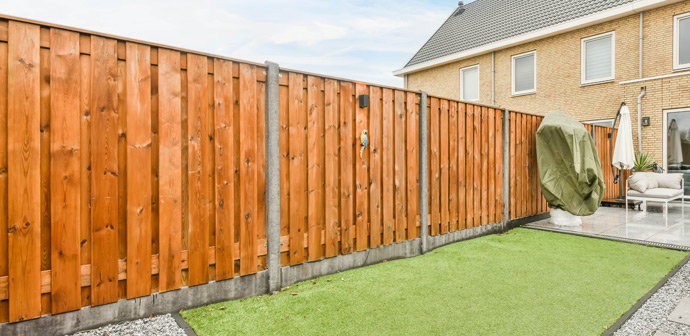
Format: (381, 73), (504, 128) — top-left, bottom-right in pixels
(182, 228), (687, 335)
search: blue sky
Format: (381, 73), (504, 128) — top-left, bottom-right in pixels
(0, 0), (473, 87)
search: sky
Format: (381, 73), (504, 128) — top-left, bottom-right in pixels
(0, 0), (471, 87)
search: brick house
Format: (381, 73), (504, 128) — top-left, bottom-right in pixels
(396, 0), (690, 174)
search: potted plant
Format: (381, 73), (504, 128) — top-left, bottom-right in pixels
(632, 152), (657, 172)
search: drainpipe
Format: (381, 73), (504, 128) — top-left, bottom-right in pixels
(491, 51), (495, 105)
(639, 12), (644, 78)
(637, 86), (646, 154)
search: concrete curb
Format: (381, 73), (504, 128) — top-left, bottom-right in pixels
(172, 312), (197, 336)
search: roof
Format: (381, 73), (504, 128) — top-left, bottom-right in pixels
(401, 0), (640, 71)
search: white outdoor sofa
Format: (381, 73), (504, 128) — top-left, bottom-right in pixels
(626, 172), (684, 220)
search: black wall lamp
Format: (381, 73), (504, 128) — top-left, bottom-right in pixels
(359, 94), (369, 108)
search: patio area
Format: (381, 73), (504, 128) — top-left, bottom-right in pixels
(525, 202), (690, 250)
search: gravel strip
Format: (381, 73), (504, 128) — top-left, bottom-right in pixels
(70, 313), (187, 336)
(614, 259), (690, 336)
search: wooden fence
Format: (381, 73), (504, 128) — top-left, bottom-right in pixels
(0, 16), (630, 325)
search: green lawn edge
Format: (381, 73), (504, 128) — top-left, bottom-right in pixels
(181, 228), (687, 336)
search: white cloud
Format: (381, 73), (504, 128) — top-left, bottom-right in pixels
(0, 0), (453, 86)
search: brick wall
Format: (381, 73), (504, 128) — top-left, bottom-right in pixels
(406, 0), (690, 167)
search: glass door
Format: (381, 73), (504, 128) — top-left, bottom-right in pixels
(665, 108), (690, 196)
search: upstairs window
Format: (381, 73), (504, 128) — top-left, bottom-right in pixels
(581, 31), (615, 85)
(512, 51), (536, 95)
(460, 65), (479, 101)
(674, 12), (690, 70)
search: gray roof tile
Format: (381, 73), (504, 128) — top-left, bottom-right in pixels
(405, 0), (638, 67)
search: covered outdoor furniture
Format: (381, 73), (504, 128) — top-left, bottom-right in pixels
(537, 111), (605, 217)
(626, 172), (685, 220)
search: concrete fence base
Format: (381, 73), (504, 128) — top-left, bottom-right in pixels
(0, 214), (547, 336)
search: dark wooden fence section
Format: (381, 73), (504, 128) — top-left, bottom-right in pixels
(0, 16), (632, 325)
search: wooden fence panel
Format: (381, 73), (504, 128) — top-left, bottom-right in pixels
(382, 89), (394, 245)
(125, 42), (152, 299)
(89, 35), (119, 307)
(368, 86), (382, 248)
(406, 92), (419, 239)
(158, 49), (183, 291)
(7, 21), (41, 322)
(394, 90), (407, 242)
(307, 76), (324, 260)
(324, 79), (339, 257)
(238, 63), (257, 274)
(49, 28), (81, 314)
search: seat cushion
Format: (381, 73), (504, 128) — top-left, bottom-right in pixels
(627, 172), (658, 193)
(655, 173), (683, 189)
(627, 188), (683, 199)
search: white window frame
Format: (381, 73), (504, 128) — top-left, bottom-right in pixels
(674, 12), (690, 71)
(581, 31), (616, 85)
(459, 64), (480, 102)
(511, 50), (537, 96)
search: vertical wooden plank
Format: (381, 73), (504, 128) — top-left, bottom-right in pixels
(307, 76), (324, 260)
(324, 79), (339, 258)
(116, 56), (127, 299)
(448, 101), (458, 232)
(180, 59), (189, 285)
(457, 103), (466, 229)
(439, 99), (449, 234)
(481, 107), (488, 225)
(506, 112), (510, 219)
(526, 115), (533, 216)
(487, 108), (495, 224)
(238, 63), (257, 274)
(278, 78), (289, 265)
(393, 90), (407, 242)
(473, 105), (481, 227)
(514, 113), (522, 218)
(368, 86), (382, 248)
(49, 28), (81, 313)
(187, 54), (210, 284)
(125, 42), (152, 299)
(158, 49), (182, 291)
(465, 104), (474, 228)
(429, 97), (439, 235)
(355, 83), (369, 250)
(79, 51), (91, 308)
(0, 40), (8, 322)
(495, 110), (503, 222)
(382, 89), (394, 244)
(213, 58), (233, 280)
(89, 35), (119, 307)
(405, 92), (419, 240)
(39, 45), (51, 314)
(339, 82), (354, 254)
(521, 114), (527, 218)
(288, 73), (306, 264)
(256, 76), (266, 271)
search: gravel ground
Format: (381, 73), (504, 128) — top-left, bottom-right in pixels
(70, 313), (187, 336)
(614, 259), (690, 336)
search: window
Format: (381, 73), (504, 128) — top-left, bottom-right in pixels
(512, 51), (536, 95)
(460, 65), (479, 101)
(674, 12), (690, 70)
(581, 31), (615, 85)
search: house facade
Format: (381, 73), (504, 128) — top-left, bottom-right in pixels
(396, 0), (690, 172)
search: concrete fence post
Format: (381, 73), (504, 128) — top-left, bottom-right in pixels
(419, 91), (429, 253)
(264, 61), (281, 292)
(503, 108), (510, 230)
